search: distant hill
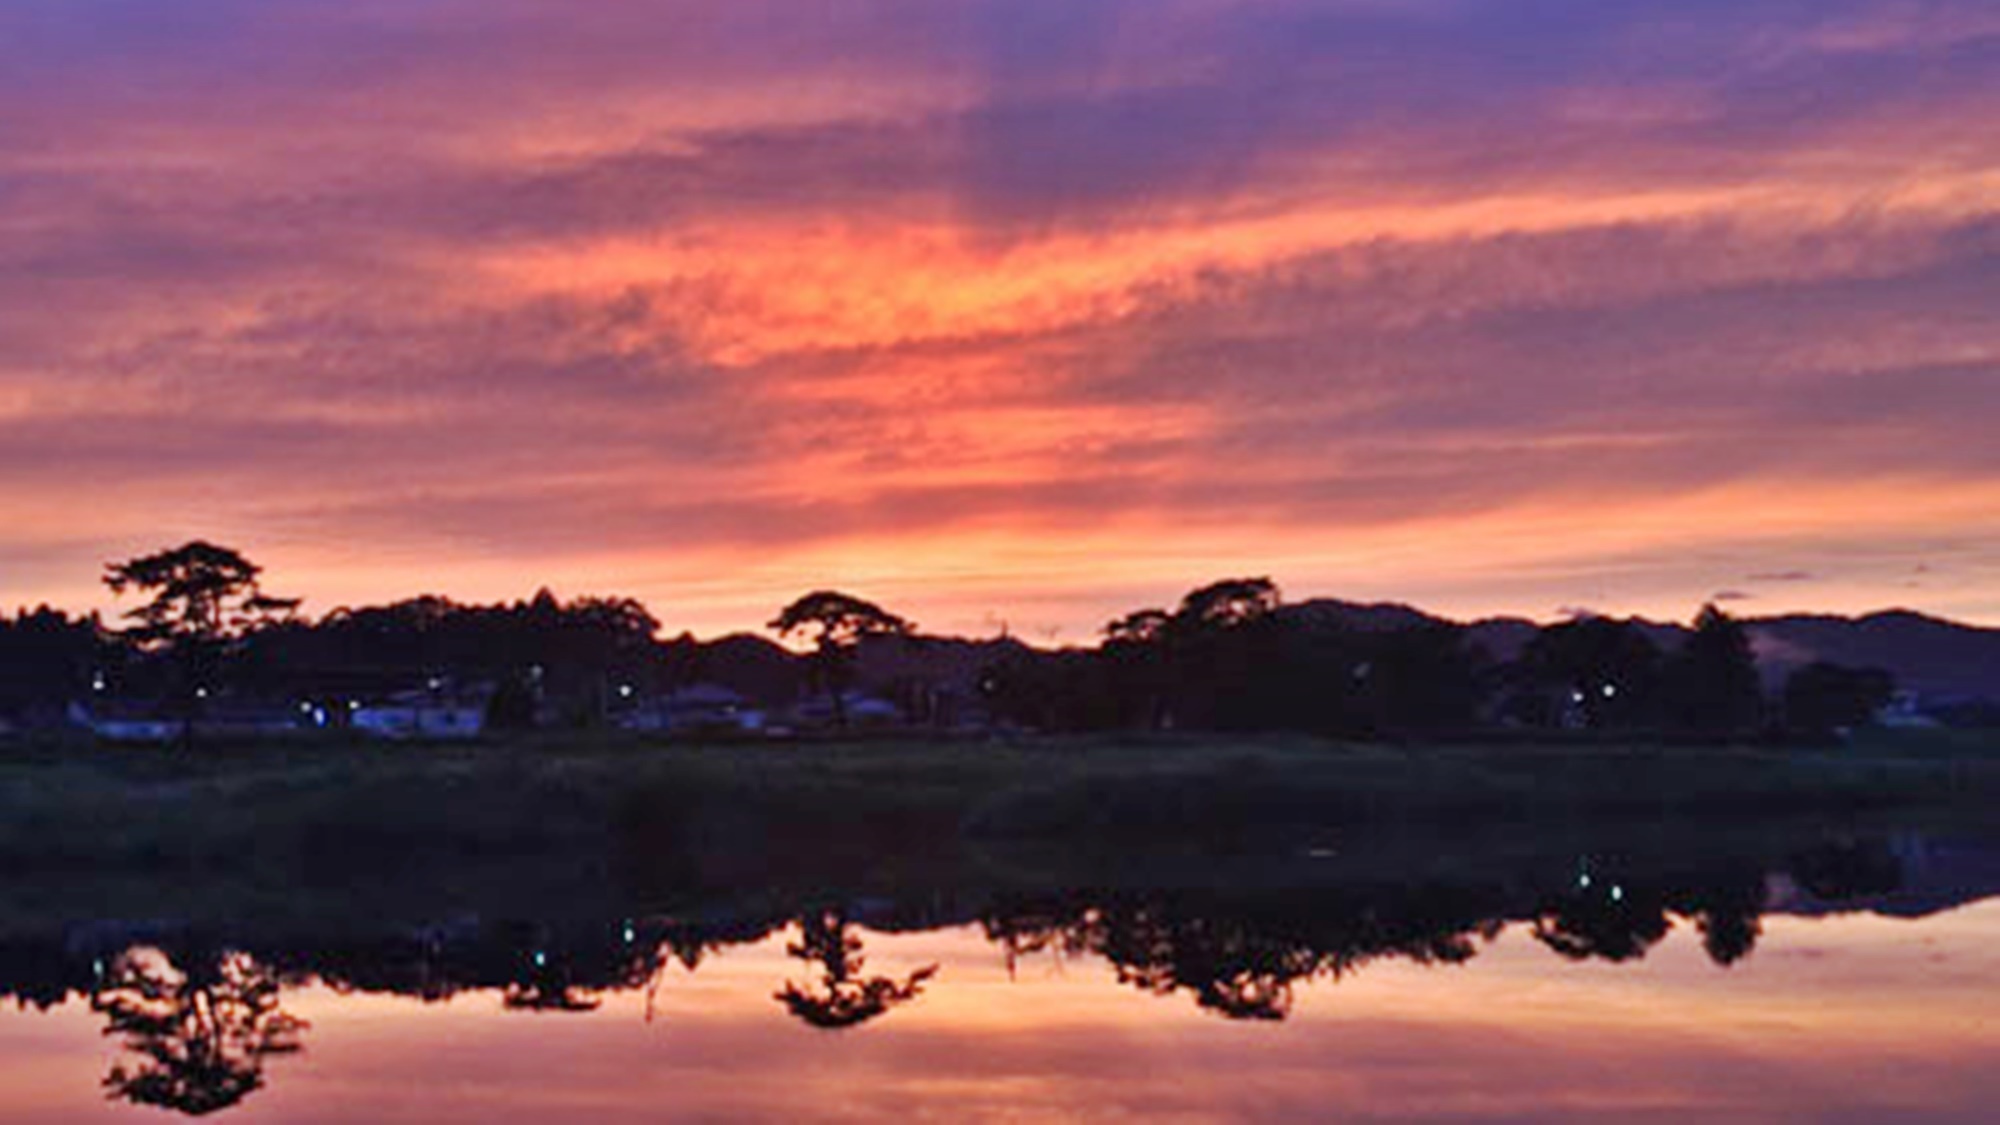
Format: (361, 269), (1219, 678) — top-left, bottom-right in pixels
(684, 632), (1036, 706)
(1279, 600), (1442, 634)
(1746, 611), (2000, 702)
(1286, 599), (1693, 657)
(689, 633), (805, 708)
(685, 603), (2000, 707)
(1463, 617), (1541, 663)
(1290, 599), (2000, 703)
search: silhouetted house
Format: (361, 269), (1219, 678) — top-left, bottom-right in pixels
(67, 699), (307, 743)
(68, 701), (177, 743)
(1877, 691), (1941, 730)
(353, 687), (491, 742)
(791, 691), (904, 730)
(618, 684), (764, 736)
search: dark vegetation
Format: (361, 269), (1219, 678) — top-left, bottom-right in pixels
(0, 734), (1991, 934)
(2, 541), (1973, 746)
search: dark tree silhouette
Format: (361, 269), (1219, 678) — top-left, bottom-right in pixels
(769, 591), (914, 729)
(1532, 879), (1673, 963)
(1518, 616), (1662, 729)
(91, 947), (306, 1117)
(1693, 898), (1764, 967)
(982, 891), (1500, 1022)
(1345, 624), (1489, 735)
(774, 910), (937, 1030)
(103, 542), (298, 746)
(1105, 609), (1173, 646)
(1164, 577), (1284, 730)
(503, 981), (604, 1013)
(1782, 662), (1895, 740)
(1102, 609), (1176, 729)
(1174, 578), (1281, 631)
(238, 589), (664, 726)
(104, 542), (299, 653)
(1663, 604), (1765, 737)
(0, 606), (111, 722)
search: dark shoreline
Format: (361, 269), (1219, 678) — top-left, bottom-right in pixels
(1, 733), (1993, 931)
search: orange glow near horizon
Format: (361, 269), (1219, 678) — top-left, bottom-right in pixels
(2, 1), (1997, 635)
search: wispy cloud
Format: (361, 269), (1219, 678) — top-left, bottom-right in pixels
(2, 0), (1997, 633)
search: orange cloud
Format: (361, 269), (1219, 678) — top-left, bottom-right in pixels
(2, 0), (1997, 634)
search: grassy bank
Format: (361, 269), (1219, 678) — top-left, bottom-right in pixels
(0, 732), (1993, 929)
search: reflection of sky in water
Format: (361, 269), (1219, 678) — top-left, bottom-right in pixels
(1, 903), (1995, 1123)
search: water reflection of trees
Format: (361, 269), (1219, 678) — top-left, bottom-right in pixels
(1530, 864), (1770, 967)
(91, 947), (306, 1116)
(984, 856), (1861, 1021)
(776, 910), (938, 1030)
(0, 832), (1963, 1113)
(306, 919), (728, 1014)
(985, 890), (1502, 1020)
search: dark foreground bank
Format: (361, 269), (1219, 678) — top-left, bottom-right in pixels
(0, 733), (1993, 932)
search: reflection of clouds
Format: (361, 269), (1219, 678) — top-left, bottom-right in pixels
(1, 1), (1997, 629)
(0, 878), (1994, 1118)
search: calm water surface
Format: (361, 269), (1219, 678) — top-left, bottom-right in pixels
(4, 852), (1996, 1123)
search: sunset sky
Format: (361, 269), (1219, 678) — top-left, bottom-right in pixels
(3, 0), (1997, 640)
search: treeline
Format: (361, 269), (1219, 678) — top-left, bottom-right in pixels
(982, 579), (1896, 741)
(0, 606), (114, 723)
(2, 590), (671, 719)
(3, 543), (1901, 741)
